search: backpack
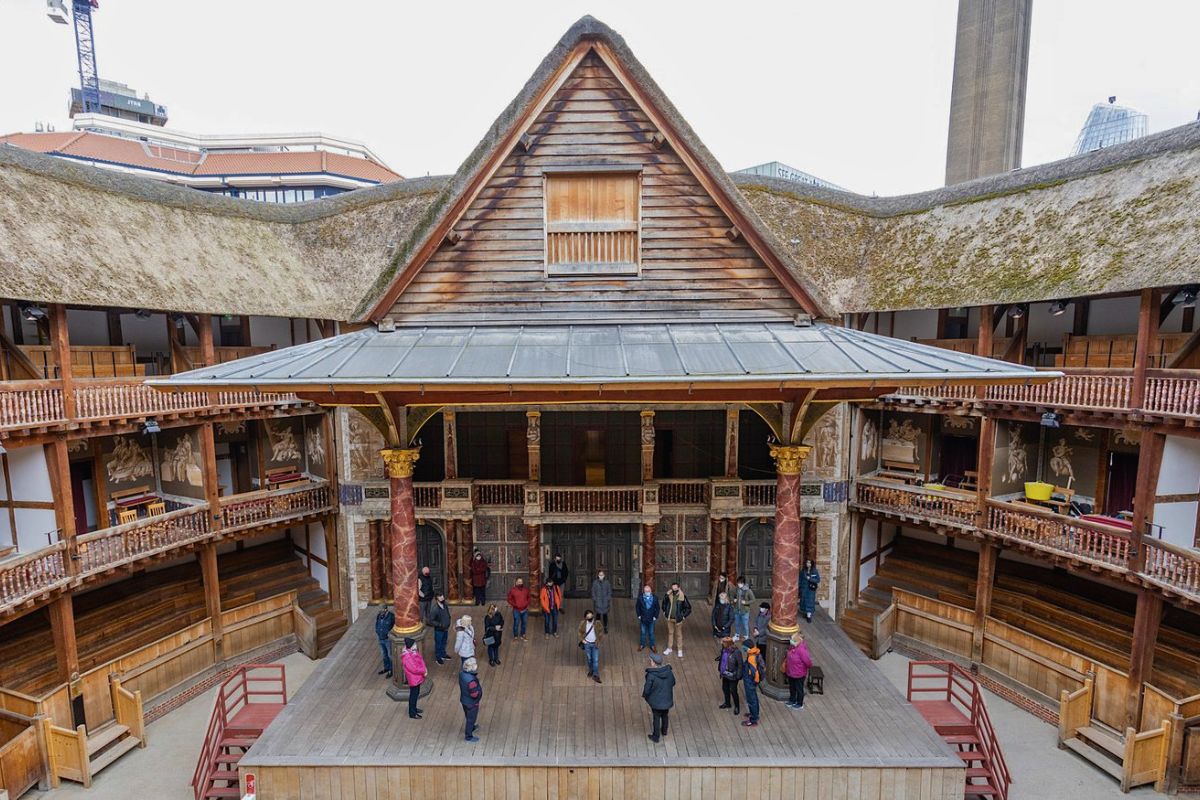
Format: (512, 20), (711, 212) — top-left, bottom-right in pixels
(745, 652), (762, 684)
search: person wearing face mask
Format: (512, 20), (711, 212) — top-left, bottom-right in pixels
(578, 609), (604, 684)
(731, 575), (756, 642)
(799, 559), (821, 623)
(547, 553), (570, 590)
(711, 591), (732, 640)
(590, 569), (613, 634)
(506, 577), (531, 641)
(635, 583), (660, 652)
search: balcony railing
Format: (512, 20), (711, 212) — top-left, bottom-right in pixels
(76, 505), (211, 575)
(854, 478), (979, 528)
(413, 483), (442, 509)
(219, 481), (331, 534)
(1141, 539), (1200, 601)
(659, 479), (709, 506)
(890, 383), (981, 401)
(541, 486), (642, 514)
(741, 481), (777, 508)
(1144, 370), (1200, 418)
(0, 543), (69, 614)
(0, 378), (303, 431)
(472, 480), (525, 507)
(985, 499), (1132, 570)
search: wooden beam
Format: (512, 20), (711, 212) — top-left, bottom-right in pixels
(105, 310), (123, 347)
(1129, 431), (1165, 572)
(1125, 589), (1163, 730)
(975, 417), (995, 528)
(47, 304), (74, 418)
(48, 595), (79, 685)
(323, 515), (342, 611)
(1072, 299), (1090, 337)
(198, 543), (224, 660)
(1001, 310), (1027, 364)
(0, 452), (15, 550)
(1159, 290), (1181, 327)
(971, 544), (998, 662)
(1165, 326), (1200, 369)
(45, 438), (76, 574)
(976, 305), (994, 359)
(199, 422), (224, 539)
(1131, 288), (1161, 410)
(197, 314), (215, 368)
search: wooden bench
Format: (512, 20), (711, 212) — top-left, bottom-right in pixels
(265, 466), (305, 489)
(806, 665), (825, 695)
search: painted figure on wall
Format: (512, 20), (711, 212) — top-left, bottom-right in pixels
(106, 436), (153, 484)
(1049, 438), (1075, 486)
(1004, 424), (1029, 484)
(348, 411), (385, 480)
(812, 414), (838, 473)
(882, 418), (921, 464)
(160, 436), (202, 487)
(860, 416), (878, 463)
(265, 420), (301, 463)
(306, 427), (326, 469)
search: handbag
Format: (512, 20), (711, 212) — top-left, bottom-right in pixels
(483, 635), (496, 647)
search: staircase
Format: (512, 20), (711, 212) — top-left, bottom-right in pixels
(907, 660), (1011, 800)
(44, 675), (145, 788)
(193, 664), (287, 800)
(1062, 722), (1127, 783)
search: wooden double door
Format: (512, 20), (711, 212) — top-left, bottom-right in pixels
(547, 524), (633, 599)
(369, 521), (445, 600)
(736, 518), (816, 597)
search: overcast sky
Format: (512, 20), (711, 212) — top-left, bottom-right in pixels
(1, 0), (1198, 195)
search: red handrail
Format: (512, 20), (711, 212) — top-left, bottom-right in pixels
(192, 664), (287, 800)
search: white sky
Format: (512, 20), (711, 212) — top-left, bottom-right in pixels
(1, 0), (1198, 195)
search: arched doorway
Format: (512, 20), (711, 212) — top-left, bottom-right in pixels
(416, 523), (446, 597)
(737, 520), (774, 596)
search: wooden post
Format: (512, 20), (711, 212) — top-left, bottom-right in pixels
(199, 423), (223, 535)
(975, 417), (995, 529)
(322, 515), (341, 611)
(197, 314), (215, 367)
(526, 411), (541, 482)
(1129, 431), (1165, 572)
(198, 543), (224, 661)
(976, 305), (994, 399)
(971, 543), (999, 662)
(641, 521), (658, 590)
(724, 518), (738, 582)
(443, 410), (458, 479)
(1131, 288), (1161, 410)
(724, 407), (739, 478)
(640, 410), (655, 482)
(851, 513), (865, 605)
(1125, 589), (1163, 730)
(105, 310), (123, 347)
(48, 595), (79, 685)
(1072, 300), (1090, 337)
(45, 438), (78, 573)
(47, 304), (74, 418)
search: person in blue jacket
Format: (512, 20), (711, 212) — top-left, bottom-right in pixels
(799, 559), (820, 622)
(635, 583), (661, 652)
(374, 604), (395, 678)
(458, 657), (483, 742)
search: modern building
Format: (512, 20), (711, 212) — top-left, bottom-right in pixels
(67, 78), (169, 126)
(1, 114), (401, 201)
(1071, 96), (1150, 156)
(944, 0), (1033, 185)
(733, 160), (844, 191)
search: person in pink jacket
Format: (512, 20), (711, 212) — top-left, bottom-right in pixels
(784, 633), (813, 709)
(400, 638), (428, 720)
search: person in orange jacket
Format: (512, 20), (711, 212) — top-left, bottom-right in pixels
(539, 581), (563, 637)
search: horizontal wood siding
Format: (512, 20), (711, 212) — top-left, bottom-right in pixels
(389, 51), (801, 323)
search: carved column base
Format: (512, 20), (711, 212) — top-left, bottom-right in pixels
(385, 626), (431, 701)
(761, 625), (795, 701)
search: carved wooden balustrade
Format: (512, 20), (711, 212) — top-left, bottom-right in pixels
(854, 478), (979, 528)
(1141, 539), (1200, 602)
(985, 499), (1132, 570)
(472, 480), (526, 507)
(0, 380), (65, 429)
(658, 479), (709, 506)
(220, 481), (331, 533)
(76, 505), (211, 575)
(412, 483), (443, 509)
(0, 543), (69, 614)
(890, 383), (981, 401)
(74, 380), (212, 420)
(1144, 370), (1200, 418)
(741, 481), (777, 508)
(541, 486), (642, 514)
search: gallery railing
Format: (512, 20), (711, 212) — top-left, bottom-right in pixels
(984, 499), (1132, 570)
(741, 481), (777, 508)
(1141, 538), (1200, 602)
(658, 479), (709, 506)
(854, 478), (979, 528)
(76, 505), (212, 575)
(220, 481), (332, 533)
(541, 486), (642, 514)
(472, 480), (526, 507)
(0, 543), (69, 615)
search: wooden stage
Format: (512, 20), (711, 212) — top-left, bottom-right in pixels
(241, 599), (963, 799)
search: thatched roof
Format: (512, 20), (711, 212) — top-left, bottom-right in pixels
(0, 144), (445, 319)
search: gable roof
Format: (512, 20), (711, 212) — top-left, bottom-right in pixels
(356, 15), (835, 323)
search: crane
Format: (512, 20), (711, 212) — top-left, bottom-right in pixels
(46, 0), (103, 116)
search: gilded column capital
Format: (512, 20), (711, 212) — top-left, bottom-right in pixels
(380, 447), (421, 479)
(768, 444), (811, 476)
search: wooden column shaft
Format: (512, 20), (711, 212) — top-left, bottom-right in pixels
(49, 595), (79, 684)
(197, 314), (215, 367)
(975, 417), (996, 528)
(724, 519), (738, 583)
(1129, 431), (1165, 571)
(640, 410), (655, 482)
(1131, 288), (1161, 410)
(443, 410), (458, 480)
(971, 544), (999, 662)
(46, 438), (77, 573)
(1125, 589), (1163, 730)
(526, 410), (541, 482)
(724, 407), (740, 478)
(199, 543), (224, 658)
(323, 515), (341, 611)
(48, 303), (75, 417)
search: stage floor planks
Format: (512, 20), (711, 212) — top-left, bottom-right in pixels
(242, 599), (963, 799)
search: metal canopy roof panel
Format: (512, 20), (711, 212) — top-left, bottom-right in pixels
(154, 322), (1049, 388)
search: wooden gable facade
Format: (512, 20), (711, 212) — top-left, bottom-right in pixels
(383, 48), (807, 324)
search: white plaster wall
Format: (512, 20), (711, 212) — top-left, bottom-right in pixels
(1084, 296), (1139, 336)
(9, 446), (53, 501)
(891, 309), (939, 341)
(1024, 301), (1076, 351)
(13, 507), (57, 551)
(249, 316), (295, 349)
(1154, 435), (1200, 548)
(120, 313), (171, 358)
(66, 309), (111, 346)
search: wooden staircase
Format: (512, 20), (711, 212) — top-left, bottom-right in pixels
(44, 675), (145, 788)
(907, 660), (1011, 800)
(193, 664), (287, 800)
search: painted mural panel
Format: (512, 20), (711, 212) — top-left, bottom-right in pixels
(102, 434), (154, 495)
(879, 412), (930, 472)
(856, 408), (881, 474)
(1045, 426), (1102, 498)
(803, 408), (841, 480)
(262, 418), (304, 471)
(347, 409), (385, 481)
(305, 416), (328, 479)
(992, 421), (1035, 496)
(156, 428), (204, 499)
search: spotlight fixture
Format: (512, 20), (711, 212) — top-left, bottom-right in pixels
(1007, 304), (1026, 319)
(18, 303), (46, 322)
(142, 418), (161, 435)
(1173, 285), (1198, 309)
(1040, 411), (1061, 429)
(134, 309), (152, 319)
(1048, 300), (1070, 317)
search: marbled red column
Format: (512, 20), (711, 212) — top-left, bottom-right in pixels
(382, 448), (422, 635)
(767, 445), (810, 635)
(445, 519), (460, 604)
(526, 523), (541, 611)
(641, 522), (658, 590)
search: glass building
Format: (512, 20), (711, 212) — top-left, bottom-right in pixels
(733, 161), (844, 191)
(1070, 98), (1149, 156)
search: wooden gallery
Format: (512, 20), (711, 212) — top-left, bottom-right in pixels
(1, 15), (1199, 800)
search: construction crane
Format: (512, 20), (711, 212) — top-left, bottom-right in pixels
(46, 0), (103, 116)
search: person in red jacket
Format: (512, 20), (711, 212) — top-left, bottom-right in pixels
(469, 549), (490, 606)
(506, 577), (531, 640)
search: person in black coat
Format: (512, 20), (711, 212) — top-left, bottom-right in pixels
(711, 592), (733, 639)
(418, 566), (434, 624)
(483, 604), (504, 666)
(635, 584), (660, 652)
(458, 657), (483, 742)
(715, 636), (743, 715)
(374, 605), (395, 678)
(642, 653), (676, 743)
(547, 554), (570, 589)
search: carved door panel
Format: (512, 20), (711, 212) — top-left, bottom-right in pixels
(738, 520), (774, 596)
(416, 524), (446, 597)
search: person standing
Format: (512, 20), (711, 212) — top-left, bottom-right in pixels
(712, 572), (729, 604)
(454, 615), (475, 665)
(539, 580), (562, 637)
(506, 577), (531, 641)
(711, 591), (732, 640)
(732, 576), (756, 641)
(547, 553), (570, 591)
(642, 653), (675, 743)
(374, 604), (395, 678)
(740, 638), (763, 727)
(483, 604), (504, 666)
(428, 593), (451, 665)
(785, 632), (814, 709)
(800, 559), (821, 623)
(753, 602), (771, 650)
(716, 636), (742, 716)
(469, 550), (491, 607)
(635, 584), (660, 652)
(458, 657), (483, 742)
(590, 569), (613, 634)
(578, 609), (603, 684)
(661, 581), (691, 658)
(400, 638), (427, 720)
(417, 566), (434, 625)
